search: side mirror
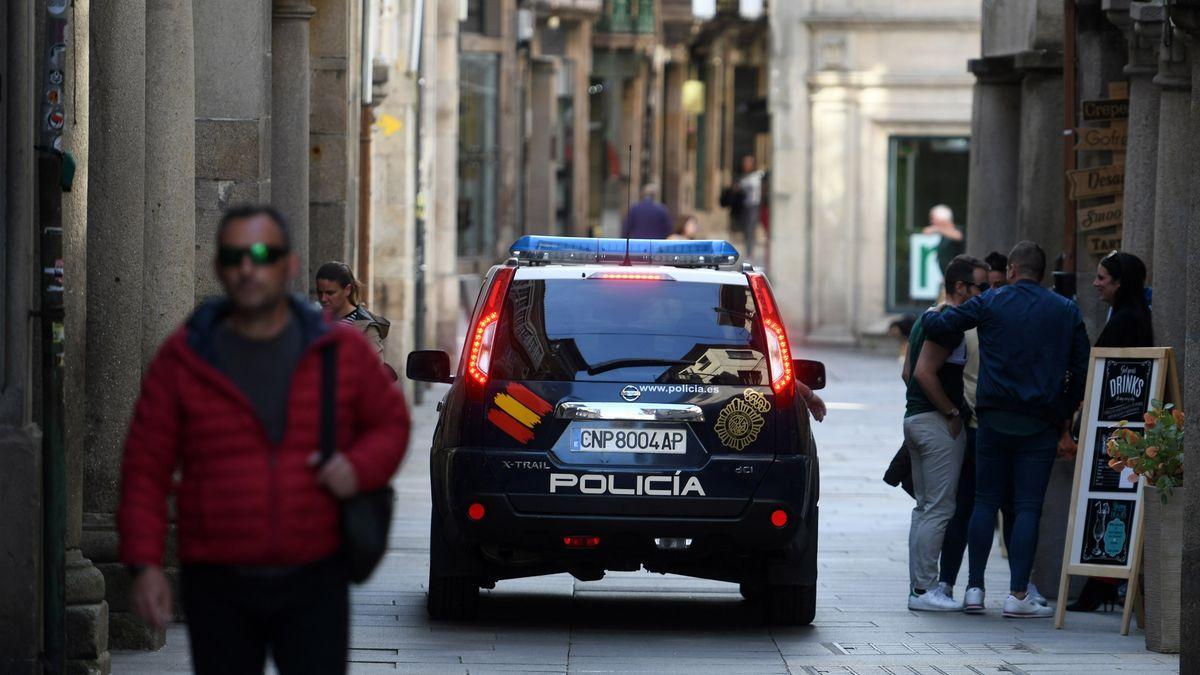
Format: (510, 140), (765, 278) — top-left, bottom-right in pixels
(406, 350), (453, 383)
(793, 359), (826, 391)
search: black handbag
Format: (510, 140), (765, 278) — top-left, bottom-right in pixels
(320, 343), (394, 583)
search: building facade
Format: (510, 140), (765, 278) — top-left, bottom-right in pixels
(0, 0), (461, 671)
(769, 0), (981, 345)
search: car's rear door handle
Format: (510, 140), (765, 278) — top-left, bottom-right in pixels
(555, 402), (705, 422)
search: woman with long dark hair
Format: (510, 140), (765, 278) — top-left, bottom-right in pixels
(315, 261), (395, 379)
(1068, 250), (1153, 613)
(1092, 250), (1153, 348)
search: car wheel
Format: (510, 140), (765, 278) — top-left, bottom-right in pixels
(426, 504), (481, 620)
(764, 584), (816, 626)
(427, 570), (480, 620)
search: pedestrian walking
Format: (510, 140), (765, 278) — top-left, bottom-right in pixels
(621, 184), (673, 239)
(1068, 250), (1155, 612)
(316, 261), (397, 380)
(668, 214), (699, 240)
(118, 204), (411, 674)
(900, 255), (989, 611)
(921, 241), (1089, 618)
(734, 155), (764, 260)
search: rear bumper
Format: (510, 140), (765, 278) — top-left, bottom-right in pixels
(433, 448), (818, 566)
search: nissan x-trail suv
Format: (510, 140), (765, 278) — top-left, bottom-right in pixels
(407, 237), (825, 625)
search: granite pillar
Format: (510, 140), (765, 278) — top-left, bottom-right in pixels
(1149, 33), (1192, 381)
(84, 0), (157, 652)
(0, 0), (42, 669)
(272, 0), (316, 293)
(965, 57), (1021, 260)
(1120, 2), (1165, 269)
(144, 0), (196, 360)
(61, 0), (111, 670)
(1013, 55), (1065, 261)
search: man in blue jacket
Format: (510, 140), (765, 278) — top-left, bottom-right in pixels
(921, 241), (1089, 618)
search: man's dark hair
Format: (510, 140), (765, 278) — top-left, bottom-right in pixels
(984, 251), (1008, 272)
(944, 254), (988, 294)
(1008, 240), (1046, 280)
(217, 204), (292, 250)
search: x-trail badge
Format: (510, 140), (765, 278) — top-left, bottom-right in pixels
(620, 385), (641, 402)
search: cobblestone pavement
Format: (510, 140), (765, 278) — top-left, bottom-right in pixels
(114, 348), (1179, 674)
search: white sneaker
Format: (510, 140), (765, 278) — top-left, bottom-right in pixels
(908, 588), (960, 612)
(1003, 593), (1054, 618)
(1026, 582), (1047, 606)
(937, 581), (954, 599)
(963, 586), (985, 614)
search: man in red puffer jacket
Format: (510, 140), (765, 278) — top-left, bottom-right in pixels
(118, 204), (410, 674)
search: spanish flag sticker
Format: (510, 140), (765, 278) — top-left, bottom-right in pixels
(487, 383), (552, 444)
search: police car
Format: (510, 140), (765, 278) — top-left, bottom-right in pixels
(406, 237), (825, 624)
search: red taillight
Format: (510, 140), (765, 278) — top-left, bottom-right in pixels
(562, 535), (601, 548)
(589, 272), (672, 281)
(464, 266), (515, 392)
(770, 509), (788, 528)
(747, 273), (795, 397)
(467, 502), (486, 521)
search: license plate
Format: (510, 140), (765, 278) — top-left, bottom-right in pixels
(570, 427), (687, 454)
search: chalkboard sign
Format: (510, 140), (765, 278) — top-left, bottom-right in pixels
(1055, 347), (1179, 634)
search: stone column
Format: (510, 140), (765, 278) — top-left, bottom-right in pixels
(965, 56), (1021, 260)
(272, 0), (316, 293)
(60, 0), (111, 670)
(0, 0), (42, 669)
(1149, 30), (1193, 381)
(1170, 6), (1200, 669)
(1120, 2), (1165, 268)
(144, 0), (196, 360)
(1013, 52), (1065, 257)
(83, 0), (154, 651)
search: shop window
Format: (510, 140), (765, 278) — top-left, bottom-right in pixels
(461, 0), (501, 36)
(458, 52), (500, 258)
(886, 136), (970, 313)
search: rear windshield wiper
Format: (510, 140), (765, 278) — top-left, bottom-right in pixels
(585, 358), (692, 376)
(713, 306), (754, 320)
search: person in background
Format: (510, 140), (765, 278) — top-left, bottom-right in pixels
(669, 214), (699, 240)
(923, 205), (965, 273)
(735, 156), (764, 261)
(1067, 250), (1155, 613)
(984, 252), (1008, 290)
(119, 205), (410, 673)
(900, 255), (989, 611)
(316, 261), (396, 380)
(621, 183), (673, 239)
(921, 241), (1089, 619)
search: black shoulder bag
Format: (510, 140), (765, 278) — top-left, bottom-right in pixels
(320, 343), (395, 583)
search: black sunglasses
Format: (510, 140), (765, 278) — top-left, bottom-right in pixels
(217, 243), (289, 268)
(975, 282), (990, 293)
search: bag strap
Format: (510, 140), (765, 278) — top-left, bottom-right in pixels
(319, 342), (338, 465)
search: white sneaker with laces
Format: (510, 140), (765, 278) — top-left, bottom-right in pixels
(1003, 593), (1054, 618)
(908, 588), (961, 612)
(937, 581), (954, 599)
(1026, 582), (1047, 606)
(963, 586), (985, 614)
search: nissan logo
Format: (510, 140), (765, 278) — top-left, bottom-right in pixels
(620, 385), (641, 402)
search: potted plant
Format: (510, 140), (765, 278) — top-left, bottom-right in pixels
(1106, 402), (1185, 653)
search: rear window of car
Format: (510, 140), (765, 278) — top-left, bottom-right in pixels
(490, 278), (767, 385)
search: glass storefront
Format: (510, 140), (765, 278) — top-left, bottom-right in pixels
(886, 136), (970, 313)
(458, 52), (500, 259)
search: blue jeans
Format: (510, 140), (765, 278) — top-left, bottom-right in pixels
(967, 422), (1058, 594)
(939, 427), (1015, 588)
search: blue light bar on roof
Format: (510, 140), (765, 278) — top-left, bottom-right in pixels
(509, 236), (740, 267)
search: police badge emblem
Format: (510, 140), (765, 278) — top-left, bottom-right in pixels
(714, 388), (772, 451)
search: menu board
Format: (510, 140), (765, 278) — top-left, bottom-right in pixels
(1057, 347), (1177, 633)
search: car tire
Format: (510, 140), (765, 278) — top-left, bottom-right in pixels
(427, 571), (480, 621)
(764, 584), (816, 626)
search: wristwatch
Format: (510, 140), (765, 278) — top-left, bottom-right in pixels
(943, 408), (961, 419)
